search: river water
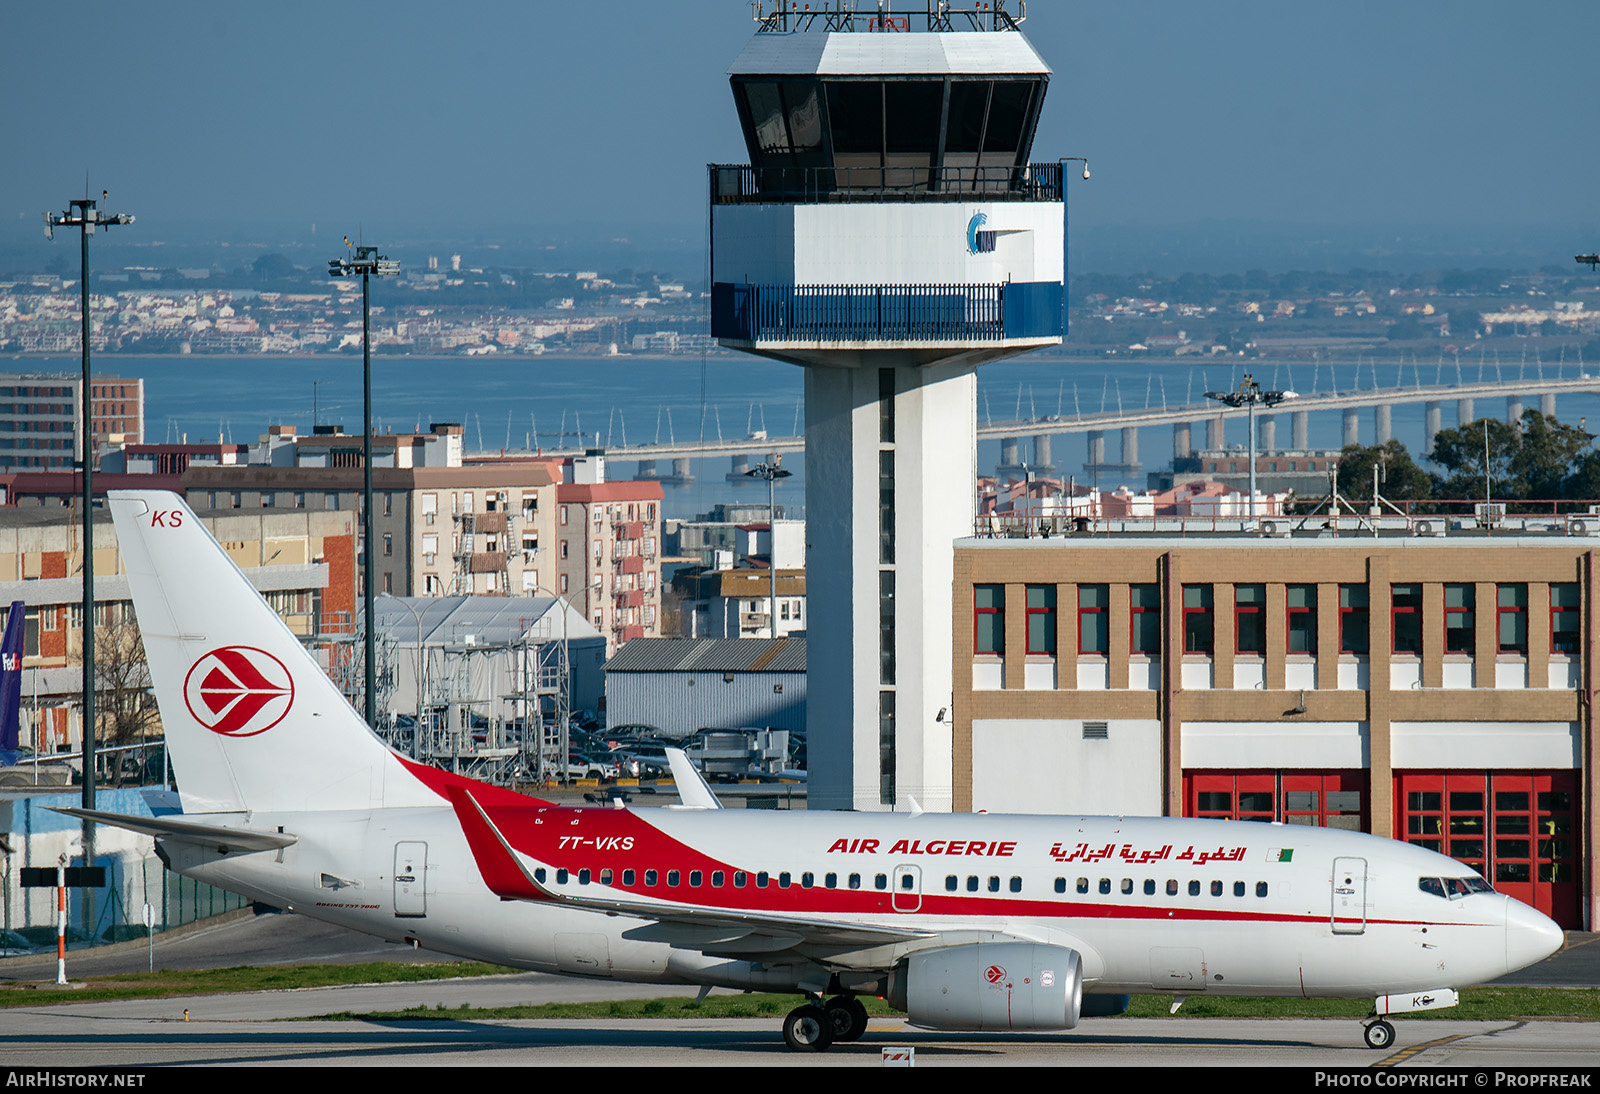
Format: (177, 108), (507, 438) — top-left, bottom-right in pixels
(17, 349), (1597, 519)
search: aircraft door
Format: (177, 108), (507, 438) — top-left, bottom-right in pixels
(395, 841), (428, 918)
(1330, 856), (1367, 934)
(892, 865), (922, 912)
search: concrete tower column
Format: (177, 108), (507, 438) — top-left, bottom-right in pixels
(1375, 403), (1392, 445)
(729, 453), (750, 478)
(1292, 410), (1309, 450)
(1086, 430), (1106, 468)
(1507, 395), (1524, 424)
(636, 459), (657, 479)
(1121, 426), (1139, 468)
(1207, 415), (1225, 450)
(1541, 393), (1556, 418)
(1258, 415), (1276, 453)
(1343, 408), (1360, 447)
(806, 361), (973, 813)
(1458, 397), (1474, 426)
(1424, 401), (1442, 457)
(1173, 421), (1192, 461)
(1033, 433), (1053, 471)
(1000, 436), (1019, 468)
(670, 457), (693, 485)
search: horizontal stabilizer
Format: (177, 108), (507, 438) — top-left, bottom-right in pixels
(49, 807), (297, 852)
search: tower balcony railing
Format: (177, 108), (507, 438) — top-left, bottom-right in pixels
(711, 162), (1063, 205)
(712, 281), (1061, 344)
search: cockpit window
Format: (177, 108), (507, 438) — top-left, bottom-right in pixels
(1420, 875), (1495, 899)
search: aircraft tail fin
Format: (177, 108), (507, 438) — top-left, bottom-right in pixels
(107, 491), (447, 814)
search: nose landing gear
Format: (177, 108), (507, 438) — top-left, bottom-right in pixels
(1362, 1019), (1396, 1050)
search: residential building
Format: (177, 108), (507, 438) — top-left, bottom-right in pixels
(555, 478), (665, 652)
(673, 567), (807, 639)
(180, 423), (560, 602)
(0, 374), (144, 472)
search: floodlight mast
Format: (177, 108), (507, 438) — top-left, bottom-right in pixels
(744, 458), (793, 637)
(44, 190), (133, 931)
(328, 242), (399, 730)
(1203, 374), (1297, 523)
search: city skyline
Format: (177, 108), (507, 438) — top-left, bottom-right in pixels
(2, 2), (1598, 274)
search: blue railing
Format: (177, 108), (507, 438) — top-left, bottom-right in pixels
(712, 281), (1062, 343)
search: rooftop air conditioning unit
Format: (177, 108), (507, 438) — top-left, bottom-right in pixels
(1474, 502), (1505, 527)
(1412, 519), (1446, 537)
(1258, 520), (1291, 538)
(1567, 517), (1593, 537)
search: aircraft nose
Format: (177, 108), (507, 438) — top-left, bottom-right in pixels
(1504, 897), (1563, 975)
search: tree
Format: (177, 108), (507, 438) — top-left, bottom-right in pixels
(251, 253), (298, 283)
(89, 609), (159, 786)
(1429, 411), (1596, 502)
(1336, 440), (1433, 504)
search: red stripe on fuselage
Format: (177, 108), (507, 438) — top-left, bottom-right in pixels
(474, 803), (1485, 930)
(399, 757), (552, 808)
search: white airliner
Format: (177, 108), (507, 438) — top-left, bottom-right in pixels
(64, 491), (1563, 1052)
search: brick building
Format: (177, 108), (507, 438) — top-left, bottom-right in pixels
(952, 520), (1598, 929)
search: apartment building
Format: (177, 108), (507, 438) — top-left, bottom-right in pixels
(181, 424), (560, 601)
(0, 374), (144, 471)
(952, 522), (1598, 929)
(555, 477), (664, 652)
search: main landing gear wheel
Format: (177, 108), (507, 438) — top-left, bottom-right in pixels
(1363, 1020), (1396, 1050)
(783, 1003), (834, 1052)
(825, 995), (869, 1043)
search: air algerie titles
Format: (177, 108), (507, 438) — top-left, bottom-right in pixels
(826, 838), (1018, 857)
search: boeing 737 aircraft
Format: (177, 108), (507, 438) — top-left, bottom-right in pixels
(63, 491), (1564, 1052)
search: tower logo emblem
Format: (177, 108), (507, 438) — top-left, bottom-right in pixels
(183, 646), (294, 737)
(966, 212), (988, 254)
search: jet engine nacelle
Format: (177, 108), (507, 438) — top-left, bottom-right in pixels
(891, 942), (1083, 1032)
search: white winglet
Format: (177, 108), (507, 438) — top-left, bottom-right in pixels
(664, 747), (723, 810)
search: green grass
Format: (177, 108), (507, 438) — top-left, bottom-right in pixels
(4, 962), (1594, 1024)
(0, 961), (505, 1008)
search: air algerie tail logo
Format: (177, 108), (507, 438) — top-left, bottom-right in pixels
(184, 647), (295, 737)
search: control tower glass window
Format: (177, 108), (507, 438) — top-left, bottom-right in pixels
(732, 76), (1045, 195)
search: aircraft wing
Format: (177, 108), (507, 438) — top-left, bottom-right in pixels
(49, 807), (298, 852)
(447, 786), (931, 953)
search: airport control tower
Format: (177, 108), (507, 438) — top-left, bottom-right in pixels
(711, 1), (1067, 812)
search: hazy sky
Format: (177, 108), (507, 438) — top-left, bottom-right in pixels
(4, 2), (1598, 263)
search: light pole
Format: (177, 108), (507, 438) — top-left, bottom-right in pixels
(743, 457), (792, 638)
(377, 593), (426, 758)
(1204, 374), (1297, 521)
(328, 243), (399, 729)
(45, 191), (133, 918)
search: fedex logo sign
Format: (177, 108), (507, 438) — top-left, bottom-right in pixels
(1, 653), (17, 671)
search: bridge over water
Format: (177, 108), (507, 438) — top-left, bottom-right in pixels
(532, 365), (1600, 484)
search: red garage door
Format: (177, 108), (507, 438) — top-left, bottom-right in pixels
(1186, 770), (1368, 829)
(1395, 770), (1579, 929)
